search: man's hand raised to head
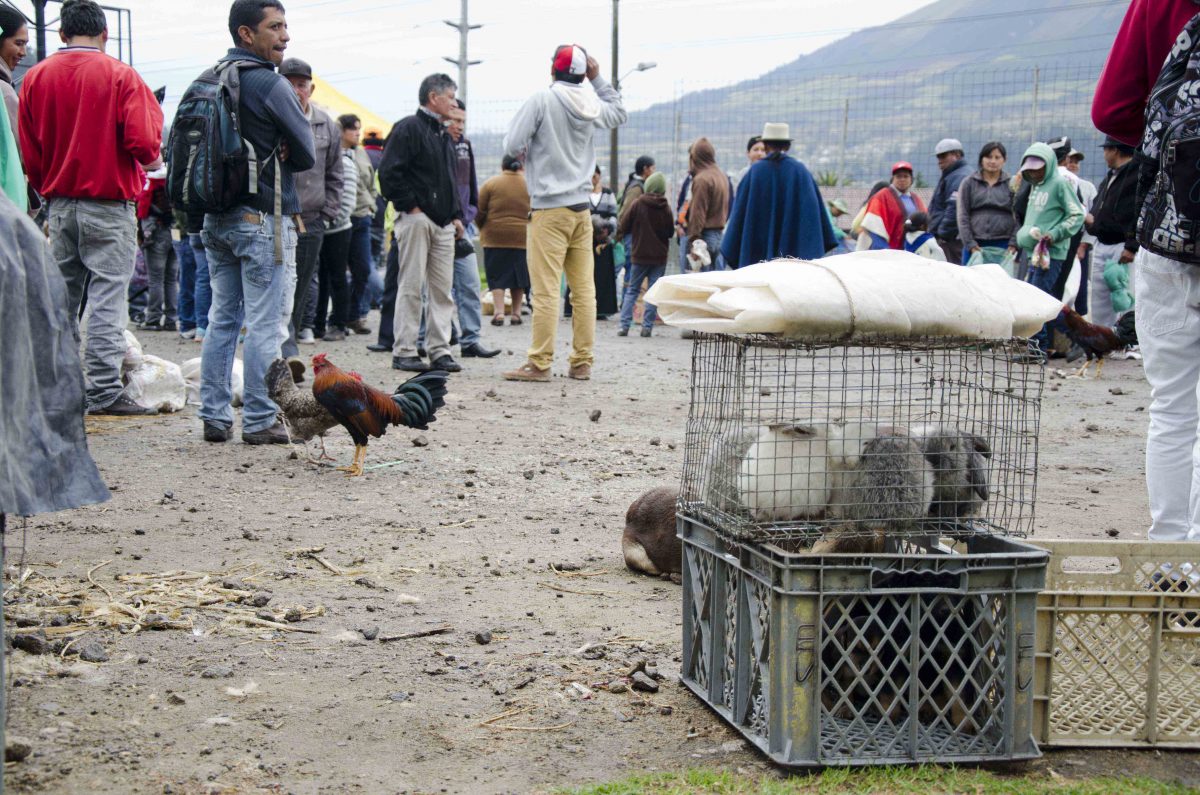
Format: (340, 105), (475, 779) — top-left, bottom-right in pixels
(585, 56), (600, 81)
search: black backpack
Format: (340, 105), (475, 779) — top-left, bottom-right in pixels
(1138, 13), (1200, 263)
(166, 60), (267, 214)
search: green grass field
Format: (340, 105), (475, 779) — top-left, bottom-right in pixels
(563, 766), (1196, 795)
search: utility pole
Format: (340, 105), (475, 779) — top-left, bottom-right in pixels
(443, 0), (481, 103)
(609, 0), (618, 191)
(33, 0), (48, 62)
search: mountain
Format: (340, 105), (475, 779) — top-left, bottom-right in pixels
(472, 0), (1130, 190)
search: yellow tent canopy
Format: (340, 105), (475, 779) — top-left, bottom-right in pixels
(310, 75), (392, 136)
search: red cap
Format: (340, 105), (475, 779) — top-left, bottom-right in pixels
(892, 161), (914, 174)
(552, 44), (588, 76)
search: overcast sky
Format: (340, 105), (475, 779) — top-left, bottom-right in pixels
(9, 0), (934, 128)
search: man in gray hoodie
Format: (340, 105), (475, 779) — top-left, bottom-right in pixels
(501, 44), (626, 383)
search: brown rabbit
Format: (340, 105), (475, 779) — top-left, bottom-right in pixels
(622, 487), (681, 576)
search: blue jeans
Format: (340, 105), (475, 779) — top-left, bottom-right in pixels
(349, 215), (374, 321)
(200, 208), (296, 433)
(619, 263), (666, 330)
(190, 233), (212, 333)
(1026, 257), (1064, 351)
(177, 237), (197, 330)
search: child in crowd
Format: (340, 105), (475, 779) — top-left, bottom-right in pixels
(903, 212), (946, 261)
(616, 172), (675, 337)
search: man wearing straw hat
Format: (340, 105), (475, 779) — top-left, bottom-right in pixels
(721, 122), (836, 268)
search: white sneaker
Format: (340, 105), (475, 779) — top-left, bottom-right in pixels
(179, 328), (197, 340)
(298, 328), (316, 345)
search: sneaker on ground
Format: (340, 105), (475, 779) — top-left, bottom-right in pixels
(89, 395), (158, 416)
(242, 421), (290, 445)
(298, 328), (316, 345)
(179, 327), (197, 340)
(502, 361), (551, 382)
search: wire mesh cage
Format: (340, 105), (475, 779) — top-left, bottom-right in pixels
(679, 333), (1044, 546)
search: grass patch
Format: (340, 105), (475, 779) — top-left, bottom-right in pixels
(563, 766), (1194, 795)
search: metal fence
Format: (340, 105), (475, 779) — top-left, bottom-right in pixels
(467, 60), (1109, 213)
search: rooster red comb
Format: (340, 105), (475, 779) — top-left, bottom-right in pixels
(311, 353), (329, 366)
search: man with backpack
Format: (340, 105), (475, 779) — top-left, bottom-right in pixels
(18, 0), (163, 417)
(181, 0), (315, 444)
(1093, 0), (1199, 540)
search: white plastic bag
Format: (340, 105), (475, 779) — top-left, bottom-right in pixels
(122, 329), (144, 371)
(180, 356), (243, 407)
(124, 354), (186, 413)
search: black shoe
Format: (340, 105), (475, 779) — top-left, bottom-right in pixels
(596, 314), (609, 321)
(203, 422), (230, 442)
(460, 342), (500, 358)
(160, 320), (177, 332)
(88, 396), (157, 416)
(242, 421), (290, 445)
(394, 356), (431, 372)
(617, 327), (629, 337)
(367, 342), (392, 353)
(417, 347), (427, 358)
(430, 355), (462, 373)
(640, 328), (652, 338)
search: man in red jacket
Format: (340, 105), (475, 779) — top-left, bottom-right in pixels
(19, 0), (163, 416)
(1092, 0), (1199, 542)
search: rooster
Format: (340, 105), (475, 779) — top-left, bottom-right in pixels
(311, 354), (449, 476)
(266, 358), (341, 461)
(1060, 307), (1138, 378)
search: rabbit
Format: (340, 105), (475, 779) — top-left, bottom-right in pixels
(817, 432), (934, 554)
(911, 424), (993, 520)
(622, 487), (682, 578)
(737, 423), (838, 522)
(698, 428), (759, 513)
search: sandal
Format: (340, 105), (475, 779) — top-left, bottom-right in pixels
(491, 315), (505, 326)
(509, 316), (522, 325)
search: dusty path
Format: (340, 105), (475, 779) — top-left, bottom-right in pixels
(5, 314), (1192, 794)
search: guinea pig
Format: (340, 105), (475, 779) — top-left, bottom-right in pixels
(622, 486), (682, 577)
(699, 428), (759, 514)
(911, 424), (992, 520)
(818, 432), (934, 554)
(738, 423), (836, 522)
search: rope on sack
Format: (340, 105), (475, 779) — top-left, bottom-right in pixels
(796, 258), (858, 341)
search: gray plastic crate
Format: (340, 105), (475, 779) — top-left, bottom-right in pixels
(680, 516), (1047, 766)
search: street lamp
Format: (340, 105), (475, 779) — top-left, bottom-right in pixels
(610, 61), (657, 193)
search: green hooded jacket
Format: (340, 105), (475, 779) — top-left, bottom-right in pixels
(0, 98), (25, 212)
(1015, 142), (1082, 260)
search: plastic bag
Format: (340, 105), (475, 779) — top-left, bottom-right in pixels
(180, 356), (243, 407)
(124, 354), (186, 413)
(966, 246), (1008, 267)
(998, 249), (1019, 278)
(1061, 258), (1082, 308)
(1103, 259), (1134, 313)
(122, 329), (144, 370)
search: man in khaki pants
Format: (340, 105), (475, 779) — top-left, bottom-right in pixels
(502, 44), (627, 382)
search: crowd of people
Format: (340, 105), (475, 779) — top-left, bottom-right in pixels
(0, 0), (1197, 541)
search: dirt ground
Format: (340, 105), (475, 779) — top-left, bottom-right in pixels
(5, 314), (1197, 795)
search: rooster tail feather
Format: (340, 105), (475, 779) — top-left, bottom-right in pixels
(1115, 311), (1138, 347)
(391, 370), (450, 429)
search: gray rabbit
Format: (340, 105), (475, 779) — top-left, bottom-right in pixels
(817, 432), (934, 554)
(911, 424), (993, 520)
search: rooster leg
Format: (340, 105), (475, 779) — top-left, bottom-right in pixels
(316, 436), (336, 462)
(338, 445), (367, 477)
(1093, 357), (1105, 379)
(1070, 358), (1092, 379)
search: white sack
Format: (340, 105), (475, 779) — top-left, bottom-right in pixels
(180, 356), (244, 408)
(124, 354), (186, 413)
(644, 250), (1063, 340)
(122, 329), (144, 370)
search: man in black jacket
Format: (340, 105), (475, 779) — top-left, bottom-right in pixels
(378, 72), (464, 373)
(1085, 136), (1139, 326)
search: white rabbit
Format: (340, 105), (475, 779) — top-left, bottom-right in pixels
(738, 423), (837, 522)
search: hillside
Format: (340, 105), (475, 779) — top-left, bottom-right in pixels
(473, 0), (1129, 188)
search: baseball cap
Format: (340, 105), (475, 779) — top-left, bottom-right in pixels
(279, 58), (313, 79)
(1068, 148), (1084, 161)
(892, 161), (914, 174)
(1019, 155), (1046, 172)
(552, 44), (588, 77)
(1046, 135), (1072, 161)
(1100, 135), (1136, 155)
(934, 138), (963, 155)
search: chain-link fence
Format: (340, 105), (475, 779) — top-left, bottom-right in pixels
(468, 60), (1109, 216)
